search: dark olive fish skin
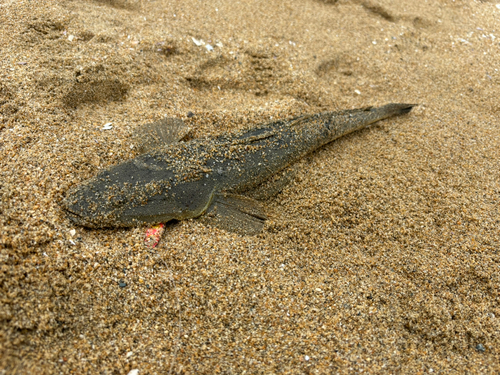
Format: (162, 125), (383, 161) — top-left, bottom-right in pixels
(63, 104), (415, 228)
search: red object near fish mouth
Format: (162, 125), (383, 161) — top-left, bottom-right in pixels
(144, 223), (166, 248)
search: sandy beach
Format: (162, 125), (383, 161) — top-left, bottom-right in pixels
(1, 0), (499, 373)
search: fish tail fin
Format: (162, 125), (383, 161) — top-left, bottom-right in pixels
(375, 103), (416, 118)
(316, 103), (417, 145)
(343, 103), (417, 132)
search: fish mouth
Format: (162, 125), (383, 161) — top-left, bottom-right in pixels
(63, 206), (93, 227)
(62, 198), (100, 228)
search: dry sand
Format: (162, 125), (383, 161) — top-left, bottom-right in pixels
(1, 0), (499, 373)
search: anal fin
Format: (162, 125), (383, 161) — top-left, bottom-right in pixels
(199, 194), (268, 235)
(245, 169), (294, 201)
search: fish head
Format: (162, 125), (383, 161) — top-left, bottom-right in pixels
(62, 168), (136, 228)
(62, 159), (217, 228)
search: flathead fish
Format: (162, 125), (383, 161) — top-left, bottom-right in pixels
(63, 103), (415, 234)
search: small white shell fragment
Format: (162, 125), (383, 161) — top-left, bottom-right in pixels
(496, 4), (500, 9)
(305, 355), (310, 361)
(126, 351), (133, 358)
(127, 370), (139, 375)
(354, 89), (361, 95)
(102, 123), (113, 130)
(69, 229), (76, 237)
(192, 37), (204, 46)
(68, 35), (75, 42)
(215, 41), (223, 48)
(205, 44), (214, 51)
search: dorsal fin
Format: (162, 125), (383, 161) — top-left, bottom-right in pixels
(131, 117), (191, 154)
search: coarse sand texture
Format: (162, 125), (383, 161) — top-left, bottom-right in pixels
(1, 0), (499, 373)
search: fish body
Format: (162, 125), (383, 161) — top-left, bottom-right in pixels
(63, 103), (415, 229)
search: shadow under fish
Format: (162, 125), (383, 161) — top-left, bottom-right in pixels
(62, 103), (415, 241)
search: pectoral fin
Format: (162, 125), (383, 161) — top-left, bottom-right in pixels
(131, 117), (191, 153)
(199, 194), (268, 235)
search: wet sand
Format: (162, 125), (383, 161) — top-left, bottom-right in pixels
(1, 0), (499, 373)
